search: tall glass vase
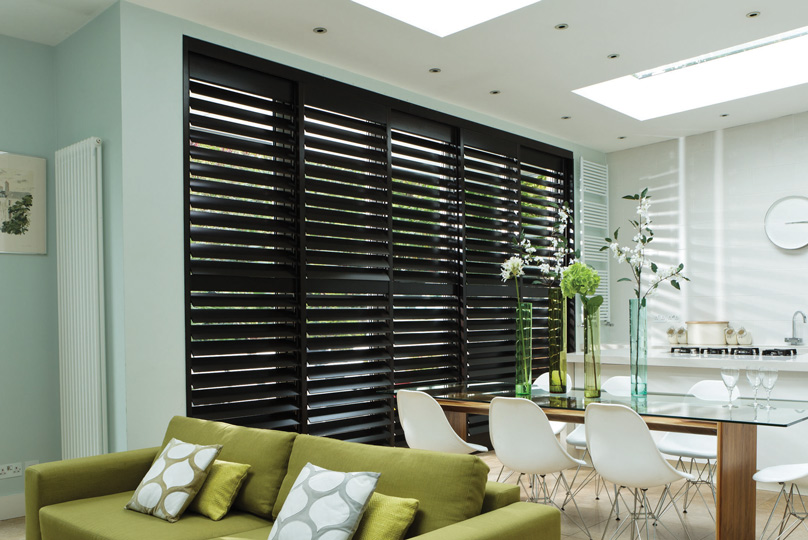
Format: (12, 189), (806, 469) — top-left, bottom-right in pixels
(515, 302), (533, 397)
(547, 287), (567, 393)
(583, 301), (601, 399)
(629, 298), (648, 397)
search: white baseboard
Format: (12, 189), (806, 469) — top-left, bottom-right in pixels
(0, 493), (24, 520)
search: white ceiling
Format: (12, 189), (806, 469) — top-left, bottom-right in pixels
(5, 0), (808, 153)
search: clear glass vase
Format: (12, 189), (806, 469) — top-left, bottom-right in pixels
(629, 298), (648, 397)
(515, 302), (533, 397)
(547, 287), (567, 393)
(583, 301), (601, 399)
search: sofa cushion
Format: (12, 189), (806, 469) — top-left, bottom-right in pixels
(163, 416), (297, 517)
(188, 460), (251, 520)
(209, 527), (273, 540)
(353, 492), (419, 540)
(39, 491), (270, 540)
(273, 435), (489, 537)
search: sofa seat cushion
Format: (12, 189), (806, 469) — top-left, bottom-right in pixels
(209, 526), (273, 540)
(39, 491), (270, 540)
(274, 435), (489, 537)
(162, 416), (297, 517)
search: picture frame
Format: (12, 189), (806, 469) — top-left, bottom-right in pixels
(0, 151), (46, 254)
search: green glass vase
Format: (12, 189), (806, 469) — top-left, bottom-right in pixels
(515, 302), (533, 397)
(629, 298), (648, 397)
(583, 301), (601, 399)
(547, 287), (567, 393)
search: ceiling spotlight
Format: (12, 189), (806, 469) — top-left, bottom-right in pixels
(489, 90), (501, 95)
(428, 67), (442, 73)
(555, 23), (569, 30)
(720, 113), (730, 117)
(313, 27), (328, 34)
(618, 136), (627, 140)
(561, 116), (571, 120)
(607, 53), (620, 60)
(747, 11), (760, 18)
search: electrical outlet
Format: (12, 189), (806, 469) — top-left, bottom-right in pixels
(668, 314), (681, 322)
(0, 462), (23, 479)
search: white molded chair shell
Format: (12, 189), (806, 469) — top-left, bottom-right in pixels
(753, 463), (808, 484)
(585, 403), (693, 489)
(533, 372), (574, 435)
(602, 375), (632, 396)
(657, 380), (737, 459)
(490, 397), (584, 475)
(397, 390), (487, 454)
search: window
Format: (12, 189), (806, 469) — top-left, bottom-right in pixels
(184, 38), (574, 445)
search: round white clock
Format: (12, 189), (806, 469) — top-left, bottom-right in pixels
(764, 196), (808, 250)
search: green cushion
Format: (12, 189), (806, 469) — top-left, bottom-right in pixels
(209, 526), (273, 540)
(353, 492), (419, 540)
(39, 491), (270, 540)
(273, 435), (489, 537)
(188, 460), (251, 520)
(162, 416), (297, 518)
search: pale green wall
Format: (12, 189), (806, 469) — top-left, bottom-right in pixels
(55, 2), (126, 452)
(116, 1), (607, 448)
(0, 35), (59, 499)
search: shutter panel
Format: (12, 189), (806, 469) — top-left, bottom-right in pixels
(303, 104), (394, 444)
(186, 53), (301, 430)
(390, 116), (463, 390)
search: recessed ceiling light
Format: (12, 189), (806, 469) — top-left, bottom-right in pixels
(747, 11), (761, 18)
(607, 53), (620, 60)
(489, 90), (501, 95)
(618, 136), (627, 140)
(561, 116), (571, 120)
(313, 27), (328, 34)
(555, 23), (569, 30)
(574, 24), (808, 120)
(351, 0), (542, 37)
(428, 67), (442, 73)
(720, 113), (730, 117)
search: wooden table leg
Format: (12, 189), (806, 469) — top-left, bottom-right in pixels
(444, 410), (468, 440)
(716, 422), (757, 540)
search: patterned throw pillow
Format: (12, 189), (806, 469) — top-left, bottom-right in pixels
(125, 438), (222, 522)
(268, 462), (379, 540)
(189, 460), (251, 520)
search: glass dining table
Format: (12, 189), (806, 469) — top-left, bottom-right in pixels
(399, 381), (808, 540)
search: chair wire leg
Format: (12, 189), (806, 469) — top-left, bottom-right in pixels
(760, 484), (787, 540)
(558, 472), (593, 539)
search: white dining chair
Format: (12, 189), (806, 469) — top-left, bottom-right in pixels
(656, 380), (740, 521)
(490, 396), (592, 539)
(753, 463), (808, 540)
(396, 390), (487, 454)
(565, 376), (632, 504)
(586, 403), (693, 540)
(533, 372), (574, 435)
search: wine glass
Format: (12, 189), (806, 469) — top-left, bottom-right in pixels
(746, 367), (762, 408)
(761, 368), (779, 409)
(720, 367), (740, 408)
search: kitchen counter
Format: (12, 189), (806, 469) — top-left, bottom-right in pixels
(568, 348), (808, 372)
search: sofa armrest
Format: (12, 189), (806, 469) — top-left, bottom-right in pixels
(481, 481), (520, 513)
(25, 447), (159, 540)
(410, 502), (560, 540)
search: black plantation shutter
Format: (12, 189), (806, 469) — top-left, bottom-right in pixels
(185, 54), (301, 429)
(302, 99), (394, 444)
(390, 114), (463, 392)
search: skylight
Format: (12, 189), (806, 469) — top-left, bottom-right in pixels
(574, 25), (808, 120)
(351, 0), (542, 38)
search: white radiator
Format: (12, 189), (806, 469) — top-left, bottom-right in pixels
(580, 158), (611, 323)
(55, 137), (107, 459)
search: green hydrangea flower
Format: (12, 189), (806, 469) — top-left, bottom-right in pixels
(560, 262), (600, 299)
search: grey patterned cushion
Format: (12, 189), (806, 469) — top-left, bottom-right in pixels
(125, 438), (222, 522)
(268, 462), (379, 540)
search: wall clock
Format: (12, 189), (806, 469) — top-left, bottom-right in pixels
(764, 196), (808, 250)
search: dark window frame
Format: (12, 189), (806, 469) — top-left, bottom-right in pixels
(183, 37), (575, 445)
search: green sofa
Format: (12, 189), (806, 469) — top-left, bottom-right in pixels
(25, 416), (559, 540)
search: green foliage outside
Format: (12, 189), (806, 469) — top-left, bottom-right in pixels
(1, 194), (33, 235)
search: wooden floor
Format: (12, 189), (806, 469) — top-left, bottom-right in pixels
(3, 454), (806, 540)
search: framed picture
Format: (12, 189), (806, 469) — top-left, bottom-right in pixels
(0, 151), (46, 254)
